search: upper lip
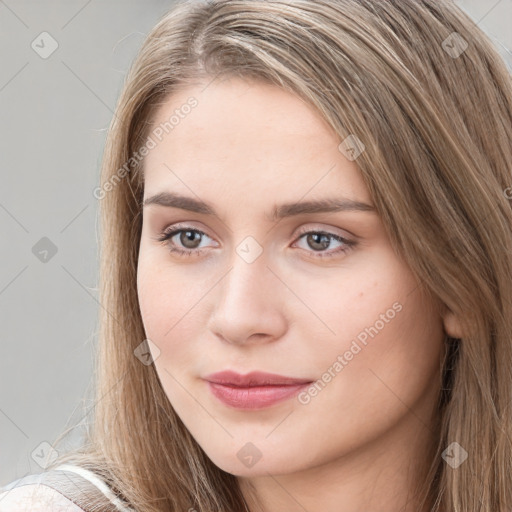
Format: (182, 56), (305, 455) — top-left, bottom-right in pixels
(204, 370), (313, 387)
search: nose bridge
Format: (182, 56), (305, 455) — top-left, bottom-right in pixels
(222, 239), (272, 312)
(208, 238), (287, 344)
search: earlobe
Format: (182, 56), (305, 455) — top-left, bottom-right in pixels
(442, 308), (464, 339)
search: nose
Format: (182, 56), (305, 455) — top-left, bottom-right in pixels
(206, 249), (288, 346)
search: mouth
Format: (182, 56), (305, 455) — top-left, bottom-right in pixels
(203, 370), (314, 409)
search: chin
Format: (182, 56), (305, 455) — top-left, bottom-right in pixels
(200, 438), (314, 478)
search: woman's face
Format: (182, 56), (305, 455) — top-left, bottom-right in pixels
(137, 76), (449, 480)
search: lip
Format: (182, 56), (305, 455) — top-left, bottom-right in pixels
(203, 370), (313, 409)
(204, 370), (313, 387)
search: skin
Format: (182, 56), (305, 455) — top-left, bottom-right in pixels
(136, 76), (461, 512)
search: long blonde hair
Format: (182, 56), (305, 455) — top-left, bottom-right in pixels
(48, 1), (512, 510)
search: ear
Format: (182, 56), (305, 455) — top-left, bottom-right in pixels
(442, 307), (464, 339)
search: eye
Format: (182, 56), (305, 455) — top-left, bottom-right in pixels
(155, 225), (216, 257)
(292, 228), (356, 259)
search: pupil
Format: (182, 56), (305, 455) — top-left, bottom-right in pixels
(308, 233), (329, 251)
(181, 230), (200, 248)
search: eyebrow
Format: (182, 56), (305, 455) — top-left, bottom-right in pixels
(142, 192), (376, 221)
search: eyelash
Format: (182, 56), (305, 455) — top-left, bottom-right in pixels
(154, 223), (356, 260)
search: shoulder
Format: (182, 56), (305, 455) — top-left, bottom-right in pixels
(0, 482), (85, 511)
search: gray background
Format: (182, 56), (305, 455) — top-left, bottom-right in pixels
(0, 0), (510, 486)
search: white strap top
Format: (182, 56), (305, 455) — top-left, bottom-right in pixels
(0, 463), (135, 512)
(53, 464), (135, 512)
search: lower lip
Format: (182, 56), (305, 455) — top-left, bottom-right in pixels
(206, 381), (311, 409)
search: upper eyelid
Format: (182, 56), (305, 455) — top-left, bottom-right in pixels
(162, 222), (352, 240)
(163, 224), (211, 240)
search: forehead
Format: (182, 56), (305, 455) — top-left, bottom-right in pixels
(143, 77), (370, 206)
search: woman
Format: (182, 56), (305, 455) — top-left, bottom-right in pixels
(2, 0), (511, 510)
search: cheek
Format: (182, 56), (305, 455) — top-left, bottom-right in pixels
(136, 254), (212, 370)
(137, 265), (204, 413)
(280, 259), (401, 355)
(292, 253), (444, 403)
